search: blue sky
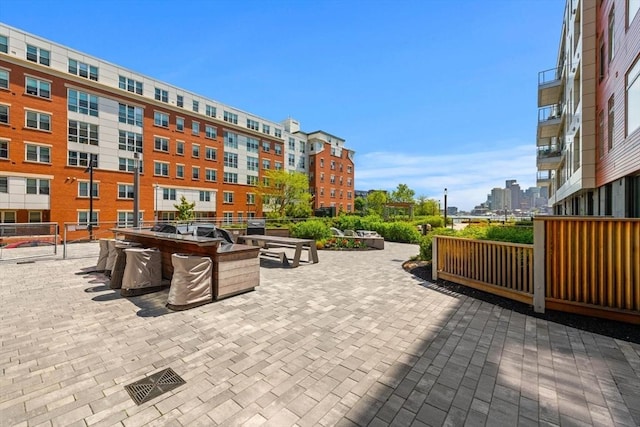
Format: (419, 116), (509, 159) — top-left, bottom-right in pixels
(0, 0), (565, 211)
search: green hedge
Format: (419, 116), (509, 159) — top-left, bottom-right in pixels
(289, 220), (332, 240)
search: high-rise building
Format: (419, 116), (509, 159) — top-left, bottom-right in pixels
(0, 24), (355, 232)
(536, 0), (639, 217)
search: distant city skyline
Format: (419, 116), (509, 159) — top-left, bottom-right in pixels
(0, 0), (566, 210)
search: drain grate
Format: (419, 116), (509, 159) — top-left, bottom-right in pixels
(124, 368), (185, 405)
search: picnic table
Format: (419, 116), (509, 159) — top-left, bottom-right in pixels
(236, 235), (319, 268)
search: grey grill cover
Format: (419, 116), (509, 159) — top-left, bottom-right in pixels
(96, 238), (110, 271)
(122, 248), (162, 290)
(110, 241), (141, 289)
(167, 254), (213, 308)
(105, 239), (118, 272)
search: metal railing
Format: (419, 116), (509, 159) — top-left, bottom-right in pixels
(0, 222), (59, 260)
(538, 67), (562, 85)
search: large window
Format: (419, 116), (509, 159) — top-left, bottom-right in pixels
(0, 69), (8, 89)
(26, 178), (49, 195)
(68, 151), (93, 167)
(247, 118), (259, 131)
(69, 120), (98, 145)
(205, 168), (217, 182)
(246, 137), (259, 153)
(154, 137), (169, 152)
(118, 184), (134, 199)
(118, 131), (143, 152)
(117, 212), (140, 228)
(154, 111), (169, 127)
(79, 211), (98, 226)
(118, 158), (140, 172)
(68, 89), (98, 116)
(205, 125), (217, 139)
(205, 105), (216, 117)
(163, 188), (176, 200)
(223, 172), (238, 183)
(224, 152), (238, 168)
(200, 191), (211, 202)
(205, 146), (217, 161)
(26, 77), (51, 99)
(262, 124), (270, 135)
(262, 159), (271, 170)
(25, 111), (51, 131)
(155, 88), (168, 102)
(247, 156), (259, 171)
(627, 57), (640, 136)
(68, 59), (98, 81)
(224, 131), (238, 148)
(223, 111), (238, 124)
(154, 161), (169, 176)
(26, 44), (49, 66)
(0, 140), (8, 159)
(78, 181), (99, 198)
(119, 76), (143, 94)
(118, 103), (143, 127)
(26, 144), (50, 163)
(223, 192), (234, 203)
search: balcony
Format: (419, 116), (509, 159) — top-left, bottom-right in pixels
(538, 67), (563, 107)
(536, 171), (553, 186)
(537, 145), (564, 170)
(537, 104), (563, 140)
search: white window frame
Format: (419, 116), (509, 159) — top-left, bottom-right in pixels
(69, 120), (99, 145)
(205, 168), (217, 182)
(25, 110), (51, 131)
(117, 184), (134, 199)
(154, 111), (169, 127)
(68, 89), (98, 116)
(26, 44), (49, 66)
(154, 136), (169, 152)
(26, 76), (51, 99)
(25, 143), (51, 163)
(154, 161), (169, 177)
(223, 191), (234, 203)
(176, 164), (185, 179)
(78, 181), (99, 198)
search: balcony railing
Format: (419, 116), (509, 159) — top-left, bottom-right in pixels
(538, 104), (563, 122)
(538, 67), (562, 85)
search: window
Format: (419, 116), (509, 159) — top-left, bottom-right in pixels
(177, 95), (184, 108)
(320, 172), (324, 182)
(68, 89), (98, 116)
(262, 159), (271, 170)
(247, 118), (259, 131)
(163, 188), (176, 200)
(288, 138), (296, 150)
(68, 151), (94, 167)
(206, 105), (216, 117)
(0, 176), (7, 193)
(0, 140), (8, 159)
(192, 144), (200, 158)
(224, 172), (238, 183)
(223, 212), (233, 224)
(205, 168), (217, 182)
(347, 178), (352, 187)
(274, 128), (282, 138)
(274, 144), (282, 155)
(154, 111), (169, 127)
(68, 59), (98, 81)
(299, 142), (306, 153)
(176, 141), (184, 155)
(627, 57), (640, 136)
(26, 44), (49, 66)
(224, 152), (238, 168)
(608, 6), (615, 64)
(262, 124), (270, 134)
(192, 166), (200, 180)
(330, 160), (336, 170)
(26, 144), (50, 163)
(247, 193), (255, 204)
(275, 161), (282, 170)
(69, 120), (99, 145)
(154, 137), (169, 152)
(246, 137), (259, 153)
(79, 211), (98, 227)
(26, 178), (49, 195)
(78, 181), (99, 198)
(200, 191), (211, 202)
(176, 164), (184, 178)
(205, 125), (217, 139)
(205, 146), (217, 160)
(117, 212), (139, 228)
(263, 177), (270, 187)
(320, 159), (324, 167)
(118, 184), (134, 199)
(0, 104), (8, 124)
(192, 121), (200, 135)
(288, 154), (295, 166)
(330, 175), (336, 184)
(26, 77), (51, 99)
(118, 103), (143, 127)
(0, 69), (8, 89)
(25, 111), (51, 131)
(223, 111), (238, 124)
(223, 192), (234, 203)
(119, 158), (140, 172)
(247, 156), (259, 171)
(154, 161), (169, 176)
(192, 100), (199, 113)
(598, 110), (605, 158)
(155, 88), (168, 102)
(0, 35), (7, 53)
(630, 0), (640, 26)
(262, 141), (270, 152)
(118, 131), (143, 153)
(247, 175), (258, 186)
(224, 131), (238, 148)
(347, 165), (352, 173)
(176, 117), (184, 132)
(330, 189), (336, 198)
(607, 94), (615, 152)
(118, 76), (143, 95)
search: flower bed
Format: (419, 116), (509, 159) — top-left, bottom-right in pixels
(318, 237), (368, 250)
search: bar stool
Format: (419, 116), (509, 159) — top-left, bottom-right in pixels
(167, 253), (213, 310)
(109, 241), (141, 289)
(96, 238), (111, 272)
(104, 239), (118, 278)
(121, 247), (164, 296)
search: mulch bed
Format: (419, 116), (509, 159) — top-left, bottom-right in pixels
(404, 261), (640, 345)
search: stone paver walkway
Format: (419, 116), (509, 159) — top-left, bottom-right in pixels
(1, 242), (639, 426)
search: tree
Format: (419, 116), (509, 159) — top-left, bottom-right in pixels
(390, 183), (415, 203)
(415, 196), (440, 216)
(354, 196), (366, 215)
(366, 191), (388, 216)
(257, 170), (312, 219)
(174, 195), (196, 221)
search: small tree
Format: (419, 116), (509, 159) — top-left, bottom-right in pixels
(366, 191), (388, 216)
(390, 183), (415, 203)
(174, 195), (196, 221)
(257, 170), (312, 219)
(415, 196), (440, 216)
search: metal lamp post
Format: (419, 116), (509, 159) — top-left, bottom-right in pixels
(84, 154), (96, 240)
(154, 184), (159, 222)
(444, 188), (448, 229)
(133, 153), (140, 228)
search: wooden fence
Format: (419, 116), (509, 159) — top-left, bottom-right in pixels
(432, 216), (640, 324)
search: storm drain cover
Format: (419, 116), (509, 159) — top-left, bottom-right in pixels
(124, 368), (185, 405)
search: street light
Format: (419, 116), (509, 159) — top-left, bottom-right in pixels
(154, 184), (159, 222)
(444, 188), (448, 229)
(84, 154), (96, 240)
(133, 152), (140, 228)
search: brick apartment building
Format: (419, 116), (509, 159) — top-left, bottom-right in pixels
(536, 0), (639, 217)
(0, 24), (355, 235)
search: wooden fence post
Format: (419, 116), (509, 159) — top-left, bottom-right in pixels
(432, 236), (438, 281)
(533, 219), (545, 313)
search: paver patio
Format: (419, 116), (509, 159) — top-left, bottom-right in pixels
(1, 242), (639, 426)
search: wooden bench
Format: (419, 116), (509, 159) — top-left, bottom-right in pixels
(259, 248), (289, 266)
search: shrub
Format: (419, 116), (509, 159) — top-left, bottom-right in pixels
(321, 237), (368, 250)
(382, 222), (422, 243)
(290, 220), (332, 240)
